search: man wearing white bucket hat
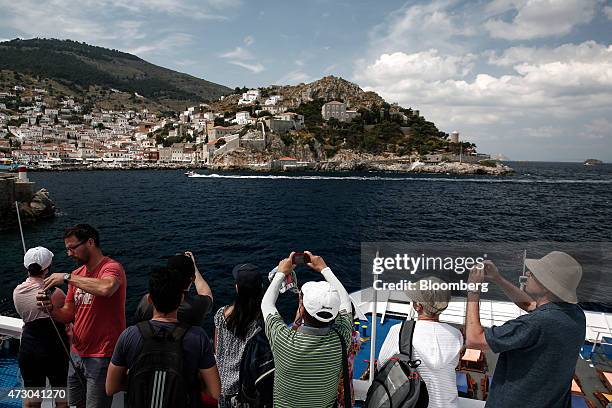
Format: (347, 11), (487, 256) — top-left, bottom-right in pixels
(465, 251), (586, 408)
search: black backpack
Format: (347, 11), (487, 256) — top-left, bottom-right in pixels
(365, 320), (429, 408)
(237, 324), (274, 408)
(127, 321), (191, 408)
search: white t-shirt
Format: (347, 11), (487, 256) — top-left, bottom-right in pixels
(378, 320), (463, 408)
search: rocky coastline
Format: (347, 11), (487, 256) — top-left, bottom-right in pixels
(0, 175), (56, 231)
(23, 159), (514, 176)
(15, 189), (56, 223)
(311, 160), (512, 175)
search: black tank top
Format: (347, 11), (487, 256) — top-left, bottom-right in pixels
(19, 318), (68, 356)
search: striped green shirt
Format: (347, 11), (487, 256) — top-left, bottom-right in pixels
(265, 311), (353, 408)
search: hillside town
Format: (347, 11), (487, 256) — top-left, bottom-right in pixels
(0, 85), (290, 169)
(0, 81), (504, 173)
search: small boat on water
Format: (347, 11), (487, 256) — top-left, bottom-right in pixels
(0, 158), (19, 171)
(584, 159), (603, 166)
(185, 171), (197, 177)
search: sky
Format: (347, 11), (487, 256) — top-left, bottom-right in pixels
(1, 0), (611, 162)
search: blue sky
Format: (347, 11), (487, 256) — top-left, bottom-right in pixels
(1, 0), (611, 161)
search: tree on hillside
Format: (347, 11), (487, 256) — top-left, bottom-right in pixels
(292, 99), (324, 125)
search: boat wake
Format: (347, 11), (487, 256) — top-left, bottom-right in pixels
(187, 173), (612, 184)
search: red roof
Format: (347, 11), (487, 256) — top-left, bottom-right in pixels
(279, 157), (297, 161)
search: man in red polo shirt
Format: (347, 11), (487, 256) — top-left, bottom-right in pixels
(39, 224), (126, 408)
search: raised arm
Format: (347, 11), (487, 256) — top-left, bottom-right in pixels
(261, 253), (294, 319)
(484, 261), (536, 312)
(44, 272), (120, 298)
(305, 251), (350, 313)
(465, 266), (489, 351)
(185, 251), (213, 301)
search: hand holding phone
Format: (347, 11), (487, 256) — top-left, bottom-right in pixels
(303, 251), (328, 273)
(36, 290), (53, 312)
(292, 252), (311, 266)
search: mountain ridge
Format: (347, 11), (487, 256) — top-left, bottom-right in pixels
(0, 38), (232, 111)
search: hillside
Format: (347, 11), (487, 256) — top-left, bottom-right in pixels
(210, 75), (386, 113)
(208, 76), (455, 157)
(0, 38), (232, 111)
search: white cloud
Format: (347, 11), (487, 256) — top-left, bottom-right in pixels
(581, 118), (612, 139)
(96, 0), (238, 20)
(126, 33), (193, 56)
(354, 38), (612, 161)
(0, 0), (240, 49)
(487, 41), (612, 67)
(323, 64), (338, 74)
(524, 126), (562, 139)
(243, 35), (254, 46)
(278, 70), (311, 85)
(357, 50), (476, 83)
(220, 46), (254, 60)
(356, 41), (612, 112)
(227, 61), (265, 73)
(484, 0), (598, 40)
(369, 0), (476, 55)
(220, 42), (265, 73)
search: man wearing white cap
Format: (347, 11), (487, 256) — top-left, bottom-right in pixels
(465, 251), (586, 408)
(13, 247), (69, 408)
(261, 251), (353, 408)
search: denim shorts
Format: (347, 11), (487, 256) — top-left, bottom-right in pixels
(67, 352), (113, 408)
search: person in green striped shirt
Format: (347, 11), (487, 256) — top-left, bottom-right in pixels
(261, 251), (353, 408)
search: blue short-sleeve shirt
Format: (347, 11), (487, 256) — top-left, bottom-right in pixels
(484, 302), (585, 408)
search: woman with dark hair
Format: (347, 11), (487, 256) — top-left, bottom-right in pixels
(214, 263), (264, 407)
(13, 247), (69, 408)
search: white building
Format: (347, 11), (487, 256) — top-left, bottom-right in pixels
(257, 105), (287, 115)
(264, 95), (282, 106)
(235, 111), (252, 125)
(450, 131), (460, 143)
(238, 89), (261, 105)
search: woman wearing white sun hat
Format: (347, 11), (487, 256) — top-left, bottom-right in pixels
(13, 246), (69, 408)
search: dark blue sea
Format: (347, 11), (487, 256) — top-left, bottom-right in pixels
(1, 162), (611, 332)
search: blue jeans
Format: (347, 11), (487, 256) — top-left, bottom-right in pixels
(67, 352), (113, 408)
(218, 394), (254, 408)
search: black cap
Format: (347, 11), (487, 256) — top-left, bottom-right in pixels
(232, 263), (262, 288)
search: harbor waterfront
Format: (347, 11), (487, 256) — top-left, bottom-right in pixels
(0, 161), (611, 325)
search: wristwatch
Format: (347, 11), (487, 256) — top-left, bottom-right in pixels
(63, 273), (71, 284)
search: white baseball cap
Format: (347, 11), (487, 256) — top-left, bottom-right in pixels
(301, 281), (341, 323)
(23, 246), (54, 270)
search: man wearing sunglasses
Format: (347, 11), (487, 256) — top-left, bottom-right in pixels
(465, 252), (585, 408)
(38, 224), (127, 408)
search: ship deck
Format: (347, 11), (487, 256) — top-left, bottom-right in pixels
(351, 311), (612, 407)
